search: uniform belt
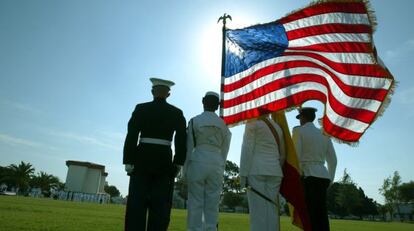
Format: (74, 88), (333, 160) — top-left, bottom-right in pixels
(139, 138), (171, 146)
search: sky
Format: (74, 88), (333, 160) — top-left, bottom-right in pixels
(0, 0), (413, 204)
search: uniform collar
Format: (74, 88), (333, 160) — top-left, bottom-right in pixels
(303, 122), (315, 127)
(202, 111), (218, 116)
(153, 98), (167, 103)
(201, 111), (217, 117)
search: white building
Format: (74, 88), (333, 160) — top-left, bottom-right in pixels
(65, 160), (108, 194)
(0, 183), (7, 192)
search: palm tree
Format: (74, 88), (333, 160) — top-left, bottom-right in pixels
(0, 166), (9, 183)
(0, 166), (13, 190)
(6, 161), (35, 194)
(30, 171), (61, 196)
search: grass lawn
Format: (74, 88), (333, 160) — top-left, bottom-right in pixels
(0, 196), (412, 231)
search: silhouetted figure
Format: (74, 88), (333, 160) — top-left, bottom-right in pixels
(123, 78), (187, 231)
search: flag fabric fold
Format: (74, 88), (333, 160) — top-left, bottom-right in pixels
(272, 111), (311, 231)
(221, 0), (395, 143)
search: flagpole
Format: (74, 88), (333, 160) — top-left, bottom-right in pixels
(218, 13), (231, 117)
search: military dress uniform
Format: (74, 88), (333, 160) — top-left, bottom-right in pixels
(123, 79), (187, 231)
(183, 106), (231, 231)
(240, 117), (286, 231)
(292, 120), (337, 231)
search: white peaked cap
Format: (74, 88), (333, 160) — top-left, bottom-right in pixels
(150, 77), (175, 89)
(205, 91), (220, 99)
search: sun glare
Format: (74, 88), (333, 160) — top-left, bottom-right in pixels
(197, 14), (257, 89)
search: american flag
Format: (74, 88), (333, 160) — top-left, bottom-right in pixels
(221, 0), (395, 143)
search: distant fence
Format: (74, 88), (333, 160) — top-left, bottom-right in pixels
(52, 190), (110, 204)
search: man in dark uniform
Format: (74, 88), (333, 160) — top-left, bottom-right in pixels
(123, 77), (187, 231)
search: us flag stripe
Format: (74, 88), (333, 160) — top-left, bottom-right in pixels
(278, 2), (368, 24)
(286, 24), (372, 40)
(286, 42), (372, 53)
(283, 13), (370, 32)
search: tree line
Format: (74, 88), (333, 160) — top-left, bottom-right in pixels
(379, 171), (414, 220)
(0, 161), (64, 196)
(327, 169), (378, 219)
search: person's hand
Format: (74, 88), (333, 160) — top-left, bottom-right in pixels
(172, 164), (181, 178)
(125, 164), (134, 174)
(240, 176), (247, 188)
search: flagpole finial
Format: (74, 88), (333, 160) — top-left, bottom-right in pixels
(217, 13), (232, 29)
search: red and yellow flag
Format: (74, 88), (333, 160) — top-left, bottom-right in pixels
(272, 111), (311, 231)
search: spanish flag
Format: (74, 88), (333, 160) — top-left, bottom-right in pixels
(272, 111), (311, 231)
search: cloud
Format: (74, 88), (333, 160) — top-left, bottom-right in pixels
(48, 130), (121, 151)
(0, 133), (60, 153)
(97, 130), (125, 141)
(0, 133), (43, 148)
(0, 99), (43, 115)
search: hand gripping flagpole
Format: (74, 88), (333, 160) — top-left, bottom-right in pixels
(218, 13), (231, 118)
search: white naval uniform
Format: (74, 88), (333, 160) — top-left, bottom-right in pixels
(292, 122), (337, 181)
(240, 118), (286, 231)
(292, 121), (337, 231)
(184, 111), (231, 231)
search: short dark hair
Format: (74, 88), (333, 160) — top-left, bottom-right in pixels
(202, 95), (220, 111)
(151, 85), (170, 98)
(302, 110), (316, 122)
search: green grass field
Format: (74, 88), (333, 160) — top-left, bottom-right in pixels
(0, 196), (412, 231)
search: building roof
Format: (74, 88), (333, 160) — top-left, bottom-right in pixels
(66, 160), (106, 172)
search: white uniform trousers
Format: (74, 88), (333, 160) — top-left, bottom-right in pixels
(187, 161), (224, 231)
(247, 175), (282, 231)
